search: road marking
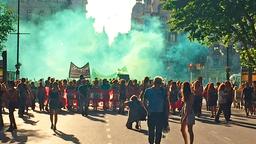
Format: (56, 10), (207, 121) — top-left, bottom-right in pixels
(106, 123), (110, 126)
(224, 137), (232, 141)
(106, 128), (110, 132)
(106, 119), (109, 122)
(107, 143), (112, 144)
(107, 134), (112, 139)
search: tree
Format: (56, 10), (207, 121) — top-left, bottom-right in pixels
(164, 0), (256, 68)
(0, 3), (15, 50)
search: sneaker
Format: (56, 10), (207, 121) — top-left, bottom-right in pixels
(135, 125), (141, 130)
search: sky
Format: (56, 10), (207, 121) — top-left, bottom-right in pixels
(86, 0), (137, 43)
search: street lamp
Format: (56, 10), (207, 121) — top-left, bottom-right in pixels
(226, 45), (231, 81)
(16, 0), (21, 80)
(188, 63), (193, 83)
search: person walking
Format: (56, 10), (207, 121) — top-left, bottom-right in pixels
(119, 79), (127, 114)
(37, 81), (46, 111)
(49, 82), (60, 131)
(215, 83), (229, 123)
(144, 76), (169, 144)
(193, 80), (203, 117)
(180, 82), (195, 144)
(242, 82), (253, 116)
(6, 81), (19, 132)
(78, 80), (91, 116)
(17, 78), (29, 118)
(207, 83), (218, 118)
(225, 81), (234, 121)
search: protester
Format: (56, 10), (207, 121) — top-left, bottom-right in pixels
(30, 82), (37, 111)
(78, 80), (91, 116)
(242, 82), (253, 116)
(49, 82), (60, 131)
(66, 81), (75, 111)
(139, 76), (150, 101)
(6, 81), (19, 132)
(101, 79), (111, 110)
(203, 83), (210, 111)
(91, 79), (101, 110)
(111, 79), (119, 111)
(37, 81), (45, 111)
(193, 80), (203, 117)
(119, 79), (127, 114)
(144, 76), (169, 144)
(17, 78), (29, 118)
(234, 84), (243, 109)
(126, 80), (134, 100)
(169, 81), (179, 114)
(225, 81), (234, 121)
(125, 95), (147, 130)
(207, 83), (218, 118)
(181, 82), (195, 144)
(215, 83), (229, 123)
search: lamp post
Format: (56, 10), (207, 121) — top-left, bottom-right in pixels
(189, 63), (193, 83)
(16, 0), (21, 80)
(226, 45), (230, 81)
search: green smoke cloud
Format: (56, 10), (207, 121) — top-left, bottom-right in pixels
(165, 34), (208, 81)
(6, 8), (165, 80)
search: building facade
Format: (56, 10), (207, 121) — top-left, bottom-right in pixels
(131, 0), (241, 82)
(7, 0), (87, 21)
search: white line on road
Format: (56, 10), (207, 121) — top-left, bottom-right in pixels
(106, 123), (110, 126)
(224, 137), (232, 141)
(107, 134), (112, 139)
(106, 128), (111, 132)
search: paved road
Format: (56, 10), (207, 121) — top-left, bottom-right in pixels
(1, 106), (256, 144)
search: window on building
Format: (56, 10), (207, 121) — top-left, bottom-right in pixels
(26, 8), (32, 20)
(168, 32), (177, 42)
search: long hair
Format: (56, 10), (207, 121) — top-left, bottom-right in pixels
(182, 82), (192, 102)
(218, 83), (225, 92)
(207, 83), (215, 93)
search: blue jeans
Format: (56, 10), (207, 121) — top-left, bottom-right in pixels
(147, 112), (164, 144)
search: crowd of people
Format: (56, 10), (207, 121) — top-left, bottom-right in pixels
(0, 75), (256, 144)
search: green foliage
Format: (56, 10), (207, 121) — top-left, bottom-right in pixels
(0, 3), (15, 50)
(164, 0), (256, 68)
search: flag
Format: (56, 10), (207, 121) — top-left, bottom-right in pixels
(69, 62), (90, 78)
(117, 66), (128, 74)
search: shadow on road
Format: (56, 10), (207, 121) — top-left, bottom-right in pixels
(129, 128), (148, 135)
(230, 119), (256, 129)
(85, 115), (106, 123)
(22, 116), (39, 125)
(1, 127), (46, 143)
(54, 129), (80, 144)
(232, 113), (256, 119)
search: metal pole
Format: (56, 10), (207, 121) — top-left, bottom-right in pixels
(190, 71), (193, 83)
(226, 46), (230, 80)
(16, 0), (21, 80)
